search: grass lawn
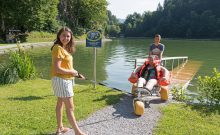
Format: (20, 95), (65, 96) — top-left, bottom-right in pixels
(154, 103), (220, 135)
(0, 78), (124, 135)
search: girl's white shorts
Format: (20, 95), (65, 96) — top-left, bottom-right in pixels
(52, 77), (75, 97)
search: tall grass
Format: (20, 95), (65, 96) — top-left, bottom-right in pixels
(0, 44), (36, 84)
(0, 63), (19, 84)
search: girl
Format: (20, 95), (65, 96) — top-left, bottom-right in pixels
(51, 27), (86, 135)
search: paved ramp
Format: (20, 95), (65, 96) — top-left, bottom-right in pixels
(170, 60), (202, 89)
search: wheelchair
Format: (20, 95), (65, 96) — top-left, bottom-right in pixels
(132, 83), (168, 116)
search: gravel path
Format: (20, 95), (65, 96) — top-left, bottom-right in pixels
(64, 95), (170, 135)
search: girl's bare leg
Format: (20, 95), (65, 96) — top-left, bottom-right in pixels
(56, 97), (64, 132)
(63, 97), (86, 135)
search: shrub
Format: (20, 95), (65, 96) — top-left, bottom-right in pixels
(0, 64), (19, 84)
(0, 44), (36, 84)
(197, 68), (220, 105)
(171, 86), (189, 102)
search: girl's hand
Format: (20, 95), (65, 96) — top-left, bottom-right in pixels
(71, 69), (78, 76)
(77, 73), (86, 80)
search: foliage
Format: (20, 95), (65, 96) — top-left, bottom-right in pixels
(154, 103), (220, 135)
(105, 10), (121, 37)
(122, 12), (143, 37)
(58, 0), (107, 35)
(122, 0), (220, 38)
(0, 63), (19, 84)
(105, 25), (120, 38)
(0, 0), (59, 39)
(197, 68), (220, 105)
(0, 0), (111, 38)
(10, 47), (36, 80)
(0, 44), (36, 84)
(0, 79), (124, 134)
(171, 86), (189, 102)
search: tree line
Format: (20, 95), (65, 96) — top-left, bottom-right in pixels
(1, 0), (219, 41)
(122, 0), (220, 38)
(0, 0), (114, 41)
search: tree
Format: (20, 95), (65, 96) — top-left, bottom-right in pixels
(0, 0), (59, 40)
(105, 10), (121, 37)
(58, 0), (107, 35)
(121, 0), (220, 38)
(123, 12), (143, 37)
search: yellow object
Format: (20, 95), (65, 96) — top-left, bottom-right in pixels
(51, 44), (74, 79)
(160, 86), (169, 100)
(134, 101), (145, 115)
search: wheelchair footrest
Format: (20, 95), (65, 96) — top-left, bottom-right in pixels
(136, 87), (152, 96)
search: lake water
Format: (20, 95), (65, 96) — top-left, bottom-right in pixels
(1, 39), (220, 93)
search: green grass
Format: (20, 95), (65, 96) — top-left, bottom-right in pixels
(0, 78), (124, 134)
(154, 103), (220, 135)
(26, 31), (56, 43)
(0, 32), (87, 46)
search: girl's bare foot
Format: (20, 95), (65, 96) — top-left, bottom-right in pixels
(56, 127), (70, 135)
(75, 130), (87, 135)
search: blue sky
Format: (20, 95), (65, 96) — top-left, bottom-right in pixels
(107, 0), (165, 19)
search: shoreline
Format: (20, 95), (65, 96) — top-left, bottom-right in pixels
(0, 38), (112, 54)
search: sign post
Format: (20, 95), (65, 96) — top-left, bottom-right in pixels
(86, 30), (102, 89)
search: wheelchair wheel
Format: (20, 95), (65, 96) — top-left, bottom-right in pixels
(133, 99), (145, 116)
(160, 86), (169, 101)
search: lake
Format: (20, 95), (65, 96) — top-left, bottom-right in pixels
(1, 38), (220, 93)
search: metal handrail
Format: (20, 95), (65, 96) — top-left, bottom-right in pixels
(134, 56), (188, 71)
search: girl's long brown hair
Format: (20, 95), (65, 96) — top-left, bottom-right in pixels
(51, 27), (75, 53)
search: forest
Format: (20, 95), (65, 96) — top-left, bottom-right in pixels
(0, 0), (219, 41)
(0, 0), (110, 41)
(122, 0), (220, 38)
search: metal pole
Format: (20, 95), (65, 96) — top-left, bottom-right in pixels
(93, 47), (97, 89)
(172, 59), (174, 71)
(164, 60), (167, 67)
(178, 59), (179, 68)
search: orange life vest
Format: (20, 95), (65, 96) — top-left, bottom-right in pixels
(128, 59), (170, 86)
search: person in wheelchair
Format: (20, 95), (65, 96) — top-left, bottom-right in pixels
(130, 55), (170, 96)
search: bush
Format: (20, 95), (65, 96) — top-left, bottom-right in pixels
(0, 64), (19, 84)
(0, 44), (36, 84)
(171, 86), (189, 102)
(197, 68), (220, 105)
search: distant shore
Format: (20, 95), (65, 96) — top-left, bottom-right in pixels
(0, 38), (112, 54)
